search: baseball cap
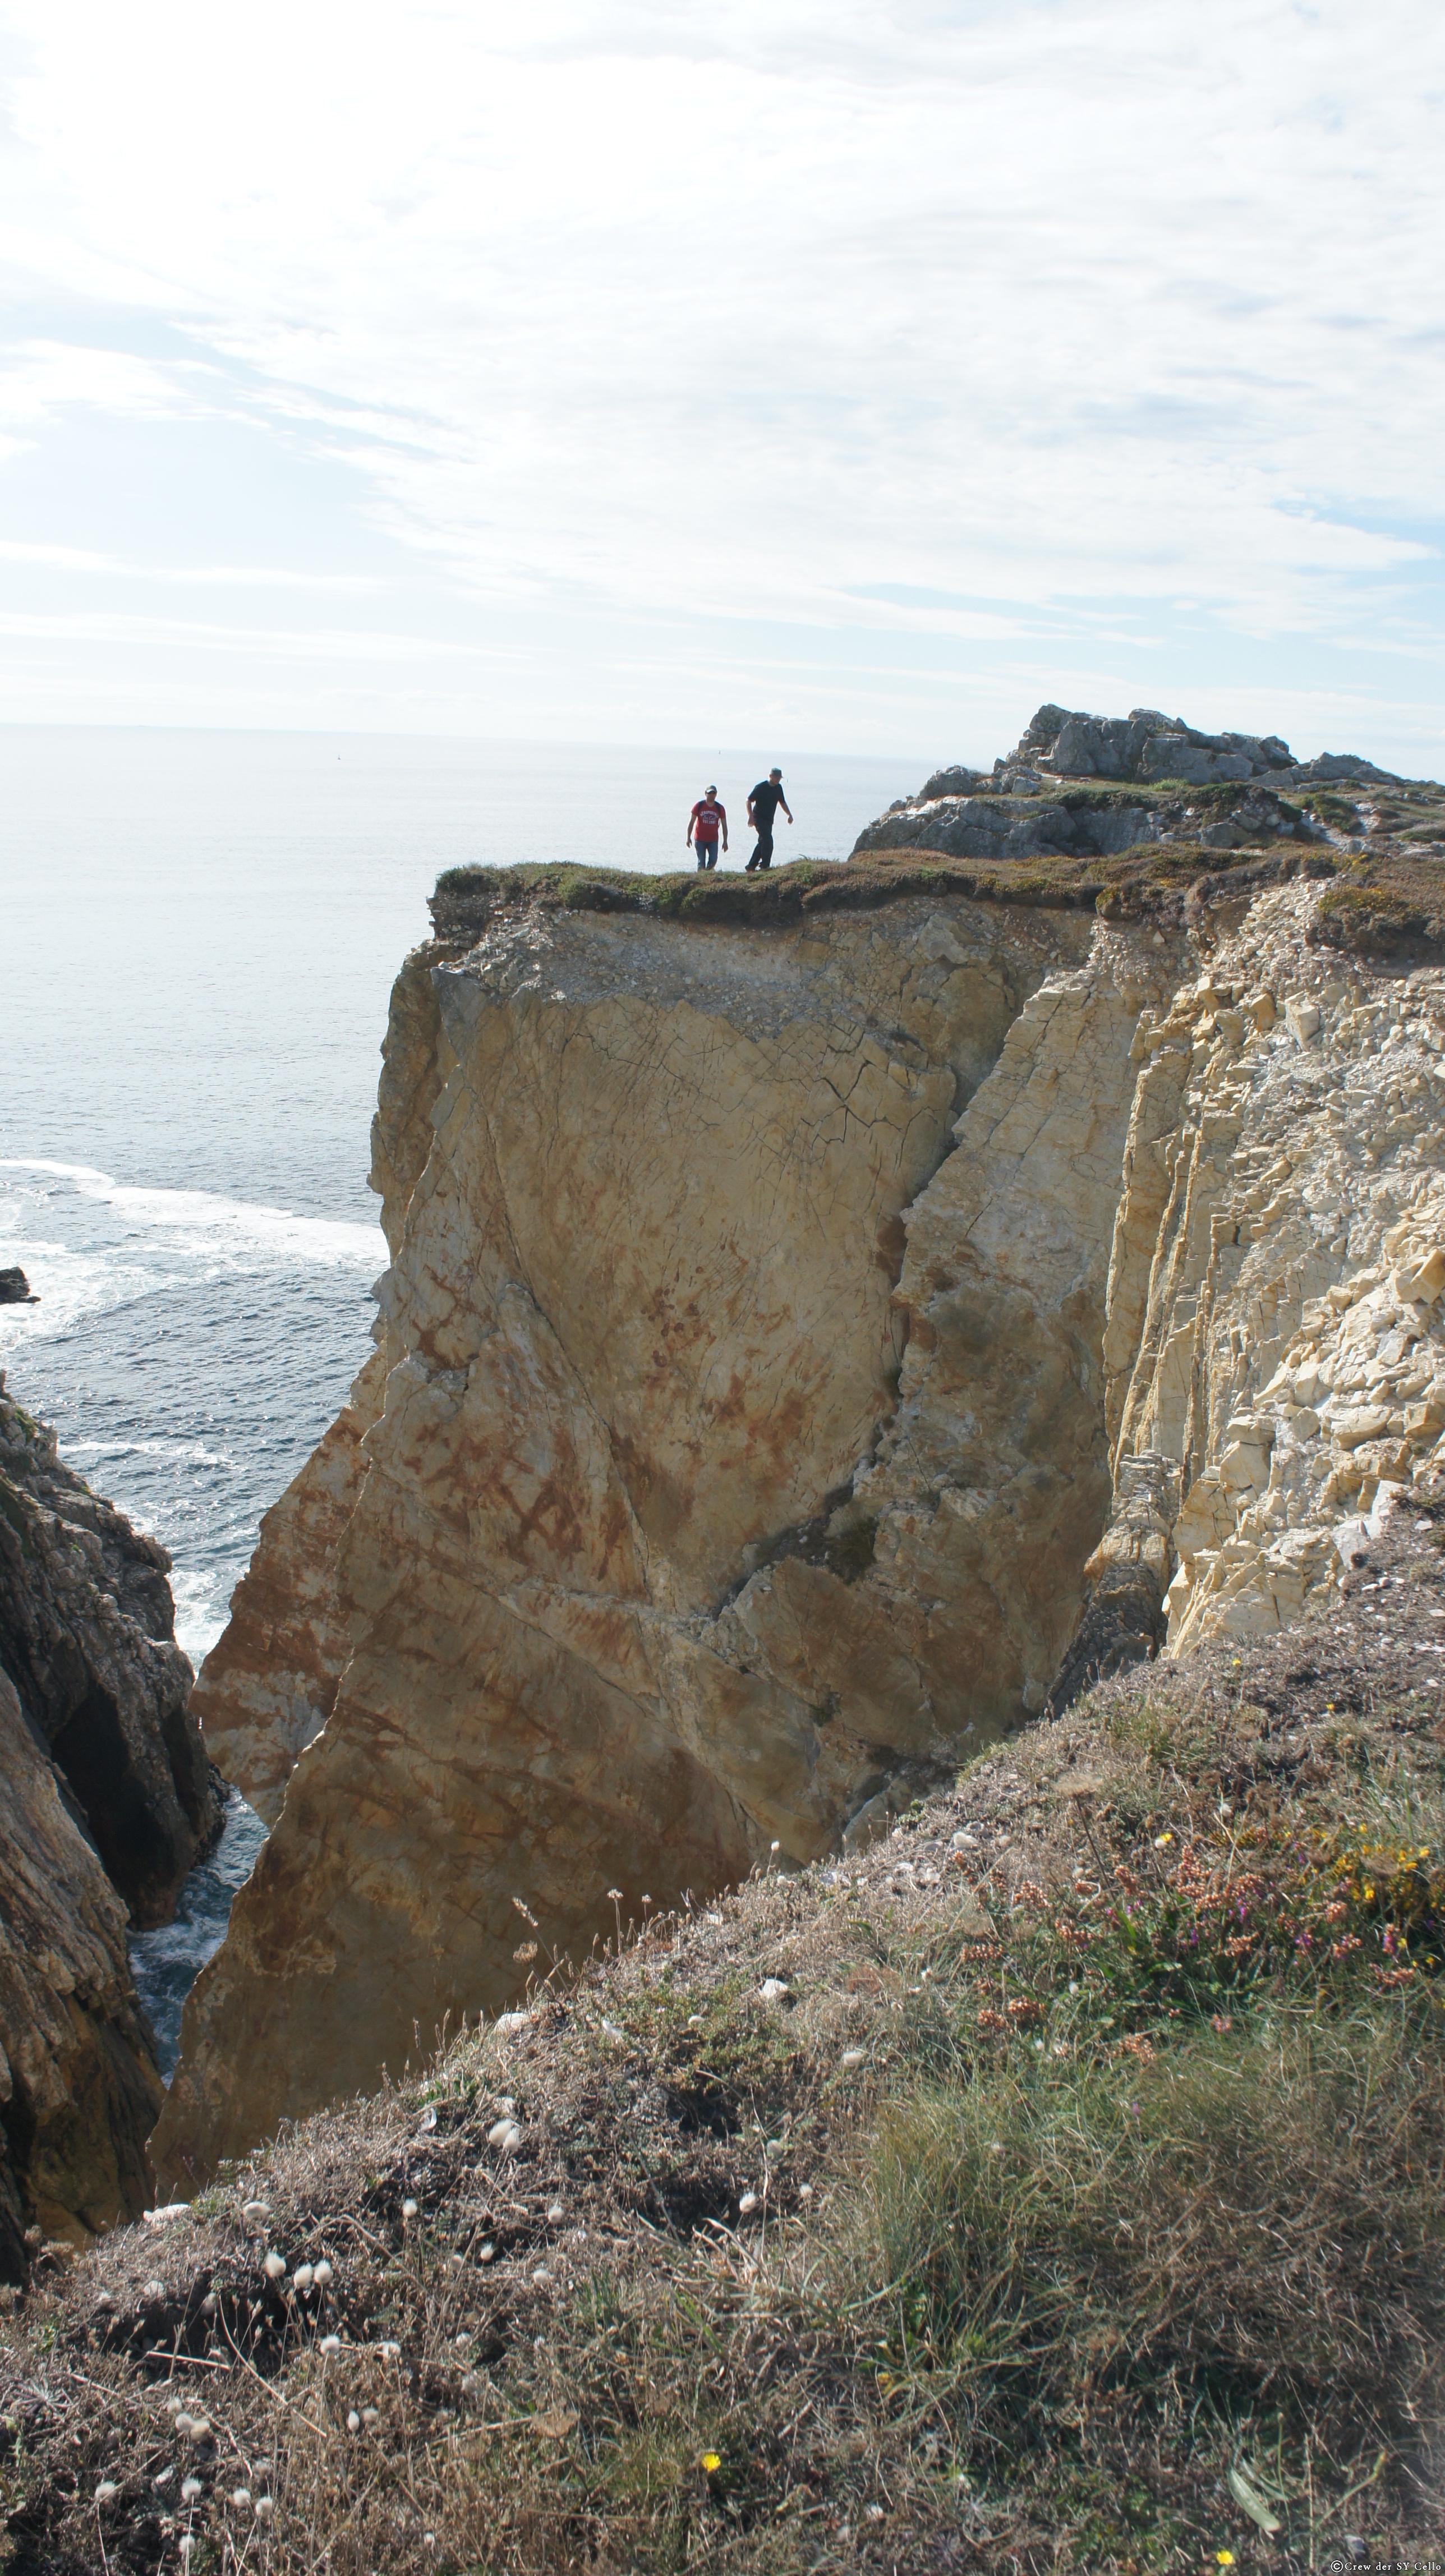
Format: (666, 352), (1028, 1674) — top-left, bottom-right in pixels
(706, 784), (717, 795)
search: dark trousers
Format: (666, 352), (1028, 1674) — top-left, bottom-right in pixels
(747, 829), (774, 872)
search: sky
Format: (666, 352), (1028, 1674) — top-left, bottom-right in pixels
(0, 0), (1442, 770)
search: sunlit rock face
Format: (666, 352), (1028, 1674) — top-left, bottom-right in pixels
(155, 815), (1445, 2193)
(1093, 887), (1445, 1665)
(156, 885), (1174, 2187)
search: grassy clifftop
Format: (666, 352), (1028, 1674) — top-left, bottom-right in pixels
(4, 1517), (1443, 2573)
(430, 839), (1330, 946)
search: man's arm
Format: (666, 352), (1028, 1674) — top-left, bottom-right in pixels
(720, 804), (729, 849)
(781, 797), (794, 823)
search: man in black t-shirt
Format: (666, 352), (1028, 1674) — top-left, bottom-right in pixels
(744, 767), (793, 872)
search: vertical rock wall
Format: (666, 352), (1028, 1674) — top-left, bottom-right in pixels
(0, 1386), (218, 1925)
(156, 892), (1171, 2186)
(0, 1383), (211, 2270)
(1068, 886), (1445, 1682)
(0, 1672), (165, 2277)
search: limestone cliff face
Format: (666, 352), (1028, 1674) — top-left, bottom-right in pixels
(1090, 885), (1445, 1663)
(155, 889), (1176, 2184)
(0, 1381), (212, 2271)
(157, 777), (1445, 2188)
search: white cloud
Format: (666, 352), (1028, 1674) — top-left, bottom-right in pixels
(0, 0), (1442, 752)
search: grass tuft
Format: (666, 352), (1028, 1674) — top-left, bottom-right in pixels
(4, 1531), (1445, 2568)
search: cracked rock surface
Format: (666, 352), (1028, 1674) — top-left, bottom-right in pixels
(157, 797), (1445, 2188)
(156, 894), (1174, 2186)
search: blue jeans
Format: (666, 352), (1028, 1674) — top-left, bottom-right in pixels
(694, 841), (720, 870)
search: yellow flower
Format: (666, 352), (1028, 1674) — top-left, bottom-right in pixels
(1154, 1833), (1173, 1847)
(1217, 2554), (1236, 2568)
(701, 2453), (722, 2475)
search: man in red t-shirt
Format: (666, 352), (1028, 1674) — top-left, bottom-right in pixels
(687, 786), (728, 870)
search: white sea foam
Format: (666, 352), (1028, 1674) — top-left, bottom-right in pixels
(170, 1567), (233, 1667)
(0, 1161), (383, 1266)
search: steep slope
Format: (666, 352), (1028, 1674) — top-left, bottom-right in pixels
(7, 1516), (1442, 2573)
(155, 887), (1175, 2185)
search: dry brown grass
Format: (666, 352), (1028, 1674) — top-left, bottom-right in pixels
(4, 1529), (1445, 2574)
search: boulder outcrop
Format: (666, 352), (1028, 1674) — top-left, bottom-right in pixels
(155, 724), (1445, 2188)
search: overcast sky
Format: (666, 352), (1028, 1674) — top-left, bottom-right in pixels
(1, 0), (1442, 767)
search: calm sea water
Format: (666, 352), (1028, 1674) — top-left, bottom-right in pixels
(0, 726), (913, 2066)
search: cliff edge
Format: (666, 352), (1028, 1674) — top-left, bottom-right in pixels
(156, 708), (1445, 2187)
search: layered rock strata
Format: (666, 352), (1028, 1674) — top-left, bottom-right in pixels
(1093, 891), (1445, 1663)
(155, 890), (1175, 2184)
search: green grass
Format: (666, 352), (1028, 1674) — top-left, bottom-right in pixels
(6, 1634), (1445, 2568)
(428, 838), (1334, 951)
(1313, 854), (1445, 957)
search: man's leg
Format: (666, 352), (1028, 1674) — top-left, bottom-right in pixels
(695, 845), (707, 871)
(754, 829), (774, 871)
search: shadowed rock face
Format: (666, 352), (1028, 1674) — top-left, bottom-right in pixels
(0, 1384), (218, 1929)
(0, 1668), (165, 2276)
(155, 893), (1174, 2187)
(0, 1379), (218, 2269)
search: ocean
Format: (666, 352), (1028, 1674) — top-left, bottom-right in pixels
(0, 725), (914, 2065)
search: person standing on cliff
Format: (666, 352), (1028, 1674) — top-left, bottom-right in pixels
(744, 767), (793, 871)
(688, 785), (727, 870)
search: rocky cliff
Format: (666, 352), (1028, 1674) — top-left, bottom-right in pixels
(154, 709), (1445, 2188)
(0, 1384), (218, 1924)
(0, 1669), (164, 2278)
(0, 1378), (218, 2271)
